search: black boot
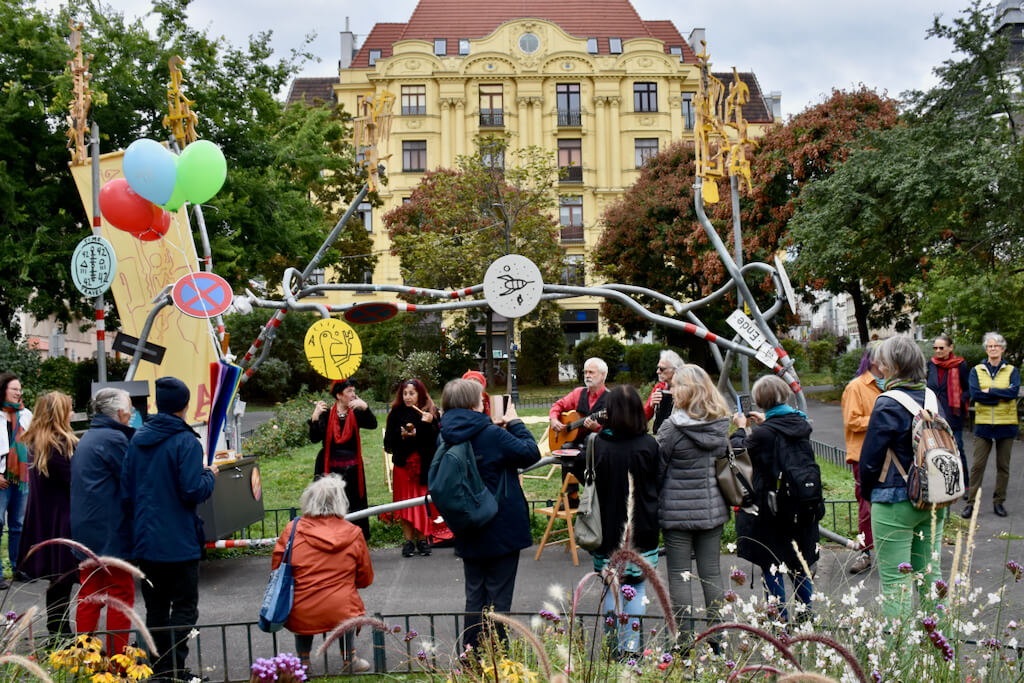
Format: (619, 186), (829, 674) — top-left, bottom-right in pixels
(402, 540), (416, 557)
(417, 539), (431, 556)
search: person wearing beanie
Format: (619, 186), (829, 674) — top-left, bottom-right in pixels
(122, 376), (218, 680)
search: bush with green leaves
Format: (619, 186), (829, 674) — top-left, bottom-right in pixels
(352, 354), (404, 402)
(0, 336), (41, 404)
(779, 337), (807, 372)
(243, 390), (322, 458)
(832, 347), (867, 389)
(37, 356), (77, 396)
(623, 343), (671, 383)
(400, 350), (441, 392)
(518, 317), (564, 385)
(572, 335), (625, 382)
(808, 338), (837, 373)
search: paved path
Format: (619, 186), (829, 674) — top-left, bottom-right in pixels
(7, 394), (1023, 681)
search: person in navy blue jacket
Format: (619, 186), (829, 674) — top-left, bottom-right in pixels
(860, 335), (965, 620)
(122, 377), (217, 680)
(71, 387), (136, 655)
(437, 378), (540, 651)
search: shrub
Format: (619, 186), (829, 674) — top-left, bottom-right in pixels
(352, 354), (404, 402)
(37, 356), (77, 396)
(246, 357), (292, 400)
(807, 338), (836, 373)
(779, 337), (807, 372)
(0, 337), (41, 404)
(243, 390), (322, 458)
(623, 343), (667, 383)
(832, 347), (867, 389)
(572, 335), (625, 382)
(518, 318), (563, 385)
(401, 350), (441, 392)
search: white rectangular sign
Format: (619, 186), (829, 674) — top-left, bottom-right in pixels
(726, 309), (766, 348)
(755, 343), (779, 368)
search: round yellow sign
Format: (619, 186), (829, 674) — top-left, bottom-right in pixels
(303, 318), (363, 380)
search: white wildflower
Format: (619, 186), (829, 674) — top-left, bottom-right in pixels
(987, 592), (1001, 605)
(769, 563), (779, 576)
(680, 571), (693, 582)
(641, 595), (650, 606)
(726, 542), (737, 553)
(188, 628), (200, 640)
(547, 584), (565, 600)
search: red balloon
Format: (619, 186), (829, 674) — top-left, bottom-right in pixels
(150, 205), (171, 233)
(99, 178), (153, 233)
(136, 229), (162, 242)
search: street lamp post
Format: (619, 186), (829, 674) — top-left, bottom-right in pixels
(491, 204), (519, 403)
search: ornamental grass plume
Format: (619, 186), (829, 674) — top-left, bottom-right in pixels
(315, 615), (390, 657)
(76, 594), (158, 655)
(0, 653), (55, 682)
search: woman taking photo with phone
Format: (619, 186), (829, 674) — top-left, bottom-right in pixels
(384, 379), (450, 557)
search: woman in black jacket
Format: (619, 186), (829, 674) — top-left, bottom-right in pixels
(384, 378), (448, 557)
(730, 375), (818, 621)
(571, 385), (660, 657)
(309, 379), (377, 540)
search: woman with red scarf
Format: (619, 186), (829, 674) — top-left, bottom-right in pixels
(310, 379), (377, 540)
(384, 379), (451, 557)
(926, 334), (969, 458)
(0, 372), (31, 590)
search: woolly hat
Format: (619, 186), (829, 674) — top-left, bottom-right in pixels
(155, 377), (190, 414)
(462, 370), (487, 388)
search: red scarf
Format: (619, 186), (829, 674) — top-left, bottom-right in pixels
(932, 354), (965, 416)
(323, 405), (365, 497)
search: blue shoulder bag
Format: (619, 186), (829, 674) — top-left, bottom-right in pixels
(258, 517), (300, 633)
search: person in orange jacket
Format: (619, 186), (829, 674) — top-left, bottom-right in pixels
(840, 342), (881, 575)
(272, 475), (374, 673)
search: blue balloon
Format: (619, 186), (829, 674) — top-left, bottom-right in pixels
(123, 139), (178, 205)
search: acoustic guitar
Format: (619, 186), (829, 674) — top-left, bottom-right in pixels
(549, 410), (608, 451)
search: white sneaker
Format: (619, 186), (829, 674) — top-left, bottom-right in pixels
(342, 656), (371, 674)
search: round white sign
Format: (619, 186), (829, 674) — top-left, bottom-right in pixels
(71, 235), (117, 297)
(483, 254), (543, 319)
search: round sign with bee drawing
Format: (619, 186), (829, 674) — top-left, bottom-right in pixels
(483, 254), (543, 319)
(303, 318), (363, 380)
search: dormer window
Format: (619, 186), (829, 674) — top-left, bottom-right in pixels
(459, 39), (470, 55)
(586, 37), (598, 54)
(434, 39), (447, 56)
(368, 49), (381, 66)
(609, 38), (622, 54)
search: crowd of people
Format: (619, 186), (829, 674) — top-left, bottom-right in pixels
(0, 327), (1016, 674)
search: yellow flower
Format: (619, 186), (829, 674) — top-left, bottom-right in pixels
(90, 673), (119, 683)
(122, 646), (148, 660)
(126, 662), (153, 680)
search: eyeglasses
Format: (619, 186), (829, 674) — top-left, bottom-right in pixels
(932, 346), (946, 350)
(656, 366), (670, 372)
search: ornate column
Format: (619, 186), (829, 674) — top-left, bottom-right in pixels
(454, 97), (466, 158)
(593, 96), (607, 188)
(531, 96), (544, 149)
(668, 94), (683, 141)
(439, 99), (452, 168)
(517, 96), (530, 146)
(608, 96), (622, 188)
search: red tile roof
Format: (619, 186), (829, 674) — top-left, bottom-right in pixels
(350, 0), (696, 67)
(351, 23), (406, 68)
(712, 71), (774, 123)
(285, 77), (338, 106)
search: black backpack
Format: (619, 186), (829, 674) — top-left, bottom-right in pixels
(771, 429), (825, 523)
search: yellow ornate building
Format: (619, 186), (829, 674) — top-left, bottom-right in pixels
(291, 0), (777, 343)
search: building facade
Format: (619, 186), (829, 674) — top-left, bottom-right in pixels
(294, 0), (776, 342)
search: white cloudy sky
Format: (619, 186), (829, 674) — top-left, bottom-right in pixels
(47, 0), (974, 118)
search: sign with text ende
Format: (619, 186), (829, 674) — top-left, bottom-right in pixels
(726, 309), (766, 348)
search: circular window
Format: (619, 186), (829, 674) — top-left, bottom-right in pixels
(519, 33), (540, 54)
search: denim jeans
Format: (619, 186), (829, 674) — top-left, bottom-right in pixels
(0, 483), (28, 570)
(602, 580), (647, 655)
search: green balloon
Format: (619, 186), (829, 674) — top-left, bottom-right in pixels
(178, 140), (227, 205)
(162, 180), (187, 212)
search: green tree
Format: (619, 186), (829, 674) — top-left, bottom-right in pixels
(0, 0), (373, 340)
(384, 136), (563, 383)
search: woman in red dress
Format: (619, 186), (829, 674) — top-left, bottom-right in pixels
(384, 379), (451, 556)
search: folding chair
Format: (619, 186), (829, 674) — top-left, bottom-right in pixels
(533, 471), (580, 566)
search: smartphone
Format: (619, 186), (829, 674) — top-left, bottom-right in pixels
(501, 394), (512, 412)
(738, 393), (753, 415)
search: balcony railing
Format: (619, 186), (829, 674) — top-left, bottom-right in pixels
(560, 165), (583, 182)
(560, 225), (584, 243)
(401, 105), (426, 116)
(479, 110), (504, 127)
(557, 109), (582, 126)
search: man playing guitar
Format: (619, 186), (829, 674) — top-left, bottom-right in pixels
(548, 357), (609, 507)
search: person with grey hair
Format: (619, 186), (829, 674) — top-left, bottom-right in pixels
(439, 378), (540, 651)
(963, 332), (1019, 518)
(730, 374), (819, 620)
(71, 387), (136, 655)
(549, 356), (610, 507)
(860, 335), (963, 620)
(271, 474), (374, 672)
(645, 349), (684, 434)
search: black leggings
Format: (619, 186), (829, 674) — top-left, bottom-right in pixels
(46, 574), (77, 639)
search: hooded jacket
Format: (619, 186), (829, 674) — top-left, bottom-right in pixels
(656, 413), (731, 531)
(71, 414), (135, 558)
(272, 516), (373, 635)
(438, 408), (540, 559)
(121, 412), (216, 562)
(730, 412), (819, 569)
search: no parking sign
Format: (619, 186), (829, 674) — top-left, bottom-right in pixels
(172, 272), (234, 319)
